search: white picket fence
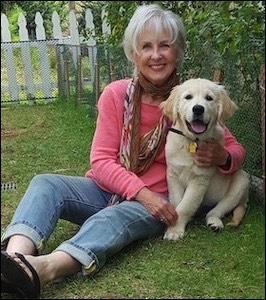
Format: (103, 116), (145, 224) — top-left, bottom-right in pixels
(1, 8), (111, 104)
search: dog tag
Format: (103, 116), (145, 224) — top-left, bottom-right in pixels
(189, 142), (197, 154)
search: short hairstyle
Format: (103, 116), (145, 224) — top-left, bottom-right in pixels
(123, 4), (186, 76)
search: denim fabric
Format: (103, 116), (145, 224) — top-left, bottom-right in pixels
(1, 174), (166, 275)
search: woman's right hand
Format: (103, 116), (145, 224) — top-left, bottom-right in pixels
(135, 187), (178, 226)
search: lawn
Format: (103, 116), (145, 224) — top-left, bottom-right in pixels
(1, 100), (265, 299)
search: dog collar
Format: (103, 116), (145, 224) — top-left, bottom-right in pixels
(166, 127), (198, 154)
(167, 127), (185, 136)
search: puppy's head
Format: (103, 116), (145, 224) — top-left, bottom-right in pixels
(160, 78), (238, 137)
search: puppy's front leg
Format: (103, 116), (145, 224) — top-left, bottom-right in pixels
(163, 171), (185, 241)
(164, 176), (209, 241)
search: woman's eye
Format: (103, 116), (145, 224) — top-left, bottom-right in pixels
(142, 44), (151, 49)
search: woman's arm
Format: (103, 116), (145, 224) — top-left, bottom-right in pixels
(193, 126), (246, 174)
(88, 80), (147, 199)
(219, 126), (246, 174)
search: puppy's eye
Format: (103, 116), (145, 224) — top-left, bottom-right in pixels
(206, 95), (213, 101)
(185, 94), (192, 100)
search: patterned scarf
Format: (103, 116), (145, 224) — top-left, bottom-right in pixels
(108, 71), (179, 205)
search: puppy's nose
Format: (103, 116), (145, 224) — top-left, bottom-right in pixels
(193, 105), (204, 116)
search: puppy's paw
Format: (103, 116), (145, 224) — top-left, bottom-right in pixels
(206, 216), (224, 232)
(163, 225), (185, 241)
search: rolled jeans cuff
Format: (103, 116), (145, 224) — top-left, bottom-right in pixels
(1, 223), (45, 253)
(54, 242), (99, 276)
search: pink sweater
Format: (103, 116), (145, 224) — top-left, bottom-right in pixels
(86, 79), (246, 200)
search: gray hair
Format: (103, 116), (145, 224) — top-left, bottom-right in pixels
(123, 4), (186, 76)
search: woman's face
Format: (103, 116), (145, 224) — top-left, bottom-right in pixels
(134, 26), (177, 86)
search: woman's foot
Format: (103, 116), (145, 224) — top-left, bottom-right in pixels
(1, 251), (41, 298)
(1, 250), (82, 298)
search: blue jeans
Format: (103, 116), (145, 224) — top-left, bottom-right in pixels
(1, 174), (166, 276)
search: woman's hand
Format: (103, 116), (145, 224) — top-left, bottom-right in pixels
(135, 187), (178, 226)
(193, 141), (229, 167)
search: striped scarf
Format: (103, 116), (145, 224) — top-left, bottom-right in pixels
(119, 80), (165, 175)
(108, 71), (179, 205)
(120, 71), (179, 174)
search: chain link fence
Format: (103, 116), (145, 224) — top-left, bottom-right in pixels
(56, 44), (133, 114)
(1, 40), (265, 202)
(1, 40), (58, 104)
(56, 42), (265, 202)
(182, 39), (265, 204)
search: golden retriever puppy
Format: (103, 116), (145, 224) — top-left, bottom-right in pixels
(160, 78), (249, 241)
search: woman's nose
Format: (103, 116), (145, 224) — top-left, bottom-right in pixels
(150, 48), (162, 59)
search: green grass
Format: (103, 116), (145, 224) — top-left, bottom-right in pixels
(1, 100), (265, 299)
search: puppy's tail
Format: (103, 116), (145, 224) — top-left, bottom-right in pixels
(226, 202), (247, 227)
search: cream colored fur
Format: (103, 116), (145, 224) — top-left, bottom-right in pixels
(160, 78), (249, 241)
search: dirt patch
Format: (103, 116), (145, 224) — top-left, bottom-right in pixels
(1, 127), (29, 140)
(1, 121), (47, 140)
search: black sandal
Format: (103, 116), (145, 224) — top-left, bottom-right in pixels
(1, 275), (18, 294)
(1, 251), (41, 299)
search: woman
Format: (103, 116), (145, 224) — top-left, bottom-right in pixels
(1, 4), (245, 298)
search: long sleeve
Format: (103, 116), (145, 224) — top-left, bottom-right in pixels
(218, 126), (246, 174)
(85, 79), (168, 199)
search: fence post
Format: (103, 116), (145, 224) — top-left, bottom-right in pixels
(77, 54), (82, 103)
(1, 13), (19, 103)
(213, 68), (224, 84)
(95, 55), (100, 105)
(35, 12), (52, 100)
(259, 64), (265, 203)
(64, 59), (70, 100)
(18, 13), (36, 104)
(52, 10), (65, 99)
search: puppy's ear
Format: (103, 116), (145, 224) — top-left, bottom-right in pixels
(160, 86), (179, 123)
(218, 87), (238, 124)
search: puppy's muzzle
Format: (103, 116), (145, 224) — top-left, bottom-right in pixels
(193, 104), (204, 117)
(186, 105), (208, 134)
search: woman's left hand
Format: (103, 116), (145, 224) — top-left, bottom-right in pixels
(135, 187), (178, 226)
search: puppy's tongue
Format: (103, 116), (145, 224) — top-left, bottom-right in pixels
(190, 120), (207, 134)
